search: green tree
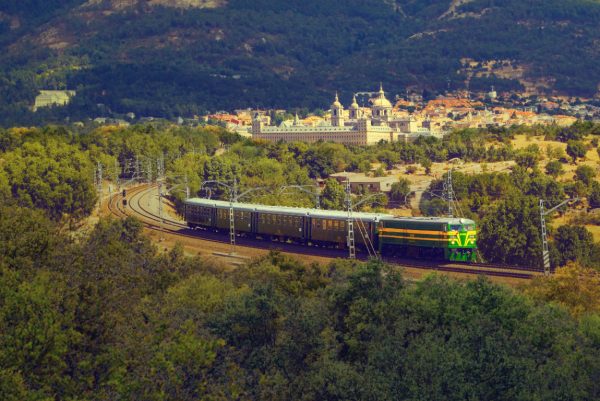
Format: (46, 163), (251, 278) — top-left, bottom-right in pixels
(589, 181), (600, 208)
(553, 225), (597, 267)
(575, 165), (596, 186)
(478, 195), (543, 267)
(321, 178), (345, 210)
(566, 140), (587, 162)
(2, 140), (96, 220)
(545, 160), (564, 177)
(515, 150), (539, 169)
(0, 205), (64, 271)
(421, 158), (433, 175)
(0, 268), (76, 399)
(389, 178), (412, 203)
(373, 166), (386, 177)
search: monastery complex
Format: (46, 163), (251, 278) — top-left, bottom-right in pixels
(251, 85), (439, 145)
(204, 84), (583, 145)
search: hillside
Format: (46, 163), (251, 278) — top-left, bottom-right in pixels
(1, 0), (599, 124)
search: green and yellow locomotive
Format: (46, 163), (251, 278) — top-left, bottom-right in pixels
(378, 217), (477, 262)
(184, 198), (477, 262)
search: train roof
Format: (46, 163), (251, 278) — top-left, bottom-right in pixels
(184, 198), (476, 225)
(381, 216), (476, 225)
(185, 198), (391, 221)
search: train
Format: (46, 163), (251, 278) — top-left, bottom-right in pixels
(183, 198), (477, 262)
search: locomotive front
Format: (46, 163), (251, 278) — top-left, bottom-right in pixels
(377, 216), (477, 262)
(446, 219), (477, 262)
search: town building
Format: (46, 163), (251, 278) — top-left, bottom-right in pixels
(33, 90), (76, 111)
(251, 85), (440, 145)
(329, 172), (398, 194)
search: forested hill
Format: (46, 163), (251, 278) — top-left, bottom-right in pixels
(1, 0), (600, 123)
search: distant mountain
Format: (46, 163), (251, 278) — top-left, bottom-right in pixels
(1, 0), (599, 124)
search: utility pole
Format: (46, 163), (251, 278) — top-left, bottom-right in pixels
(229, 178), (238, 251)
(346, 179), (356, 259)
(156, 156), (165, 182)
(96, 162), (103, 214)
(315, 190), (320, 209)
(135, 156), (140, 182)
(184, 174), (190, 199)
(539, 197), (578, 276)
(147, 159), (153, 183)
(114, 159), (120, 189)
(445, 169), (454, 218)
(158, 181), (164, 241)
(201, 178), (264, 255)
(539, 200), (550, 275)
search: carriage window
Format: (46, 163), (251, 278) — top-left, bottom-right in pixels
(450, 225), (461, 231)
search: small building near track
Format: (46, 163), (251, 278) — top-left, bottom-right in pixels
(329, 172), (398, 194)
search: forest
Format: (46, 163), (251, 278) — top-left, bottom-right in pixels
(2, 121), (600, 268)
(1, 0), (600, 124)
(1, 121), (600, 399)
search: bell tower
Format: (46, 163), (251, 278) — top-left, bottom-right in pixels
(331, 92), (345, 127)
(349, 94), (360, 119)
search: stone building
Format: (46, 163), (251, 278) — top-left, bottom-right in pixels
(329, 172), (398, 194)
(33, 90), (76, 111)
(252, 85), (440, 145)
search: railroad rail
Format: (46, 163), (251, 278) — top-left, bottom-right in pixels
(107, 184), (542, 280)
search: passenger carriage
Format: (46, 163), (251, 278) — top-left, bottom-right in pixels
(183, 198), (477, 262)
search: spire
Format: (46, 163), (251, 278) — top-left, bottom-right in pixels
(332, 91), (342, 108)
(379, 82), (384, 95)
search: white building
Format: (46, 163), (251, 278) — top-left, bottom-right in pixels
(252, 85), (441, 145)
(33, 90), (76, 111)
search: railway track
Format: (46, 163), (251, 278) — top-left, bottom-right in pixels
(108, 184), (541, 280)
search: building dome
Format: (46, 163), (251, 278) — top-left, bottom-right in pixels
(331, 92), (343, 108)
(371, 83), (392, 108)
(349, 95), (359, 109)
(371, 97), (392, 108)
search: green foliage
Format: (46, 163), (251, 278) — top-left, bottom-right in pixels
(389, 178), (412, 203)
(545, 160), (564, 177)
(566, 140), (587, 162)
(420, 197), (447, 217)
(553, 225), (599, 268)
(575, 164), (596, 186)
(420, 157), (432, 175)
(0, 205), (64, 271)
(1, 139), (96, 220)
(1, 205), (600, 400)
(3, 0), (600, 123)
(590, 182), (600, 208)
(479, 195), (544, 267)
(321, 178), (345, 210)
(515, 149), (539, 169)
(0, 268), (77, 399)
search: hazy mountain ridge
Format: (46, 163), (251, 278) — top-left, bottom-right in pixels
(0, 0), (599, 124)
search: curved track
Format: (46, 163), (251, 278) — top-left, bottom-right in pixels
(108, 184), (542, 280)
